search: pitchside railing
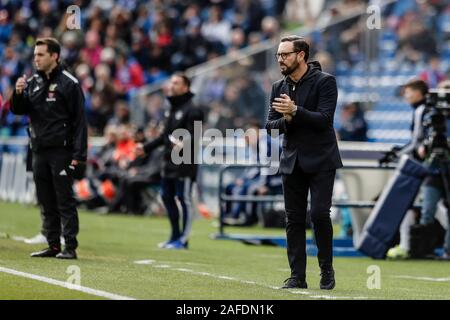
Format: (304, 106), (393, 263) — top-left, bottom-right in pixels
(215, 162), (398, 244)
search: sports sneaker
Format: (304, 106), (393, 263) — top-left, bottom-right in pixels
(165, 240), (188, 250)
(387, 245), (409, 259)
(440, 250), (450, 261)
(223, 216), (247, 226)
(157, 240), (175, 248)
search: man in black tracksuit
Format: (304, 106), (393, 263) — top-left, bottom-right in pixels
(10, 38), (87, 259)
(266, 36), (342, 290)
(137, 73), (203, 249)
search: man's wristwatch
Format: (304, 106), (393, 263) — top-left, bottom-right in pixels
(292, 105), (298, 116)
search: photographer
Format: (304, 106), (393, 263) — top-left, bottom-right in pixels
(388, 79), (450, 260)
(387, 79), (429, 259)
(380, 79), (428, 165)
(415, 81), (450, 260)
(397, 80), (429, 160)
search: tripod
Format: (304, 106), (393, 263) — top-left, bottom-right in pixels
(413, 149), (450, 258)
(409, 96), (450, 258)
(428, 149), (450, 218)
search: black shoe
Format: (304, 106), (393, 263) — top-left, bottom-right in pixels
(30, 246), (61, 258)
(56, 249), (77, 260)
(320, 268), (335, 290)
(281, 277), (308, 289)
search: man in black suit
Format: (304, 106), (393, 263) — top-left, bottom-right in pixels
(265, 35), (342, 290)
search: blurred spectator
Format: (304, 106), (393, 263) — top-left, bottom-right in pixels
(144, 93), (165, 124)
(99, 47), (116, 74)
(201, 5), (231, 48)
(260, 16), (280, 41)
(75, 63), (94, 94)
(232, 75), (266, 125)
(86, 91), (108, 136)
(93, 63), (116, 115)
(107, 100), (130, 127)
(337, 102), (368, 142)
(37, 0), (59, 30)
(206, 101), (234, 132)
(0, 9), (12, 44)
(153, 21), (172, 49)
(313, 50), (335, 74)
(228, 28), (246, 53)
(198, 69), (226, 105)
(60, 31), (80, 67)
(0, 45), (23, 89)
(11, 9), (32, 42)
(171, 23), (210, 71)
(90, 125), (119, 174)
(113, 53), (145, 95)
(284, 0), (324, 28)
(80, 30), (103, 68)
(398, 15), (438, 63)
(232, 0), (265, 34)
(419, 56), (447, 88)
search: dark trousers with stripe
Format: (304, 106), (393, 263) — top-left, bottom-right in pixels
(282, 165), (335, 280)
(161, 177), (194, 243)
(32, 148), (79, 250)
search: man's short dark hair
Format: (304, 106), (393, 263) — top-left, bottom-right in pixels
(280, 35), (310, 62)
(403, 79), (429, 96)
(173, 72), (191, 89)
(35, 37), (61, 61)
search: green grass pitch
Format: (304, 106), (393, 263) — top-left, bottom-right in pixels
(0, 201), (449, 300)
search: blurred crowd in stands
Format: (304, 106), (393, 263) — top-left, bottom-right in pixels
(73, 123), (165, 214)
(0, 0), (449, 216)
(1, 0), (449, 139)
(0, 0), (286, 138)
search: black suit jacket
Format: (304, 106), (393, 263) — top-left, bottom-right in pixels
(265, 61), (343, 174)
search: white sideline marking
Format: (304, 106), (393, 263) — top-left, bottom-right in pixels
(133, 259), (368, 300)
(0, 266), (136, 300)
(393, 275), (450, 282)
(154, 265), (171, 268)
(134, 259), (155, 265)
(290, 290), (309, 295)
(134, 259), (208, 266)
(310, 295), (338, 300)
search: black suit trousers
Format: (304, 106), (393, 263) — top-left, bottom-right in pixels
(282, 165), (335, 280)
